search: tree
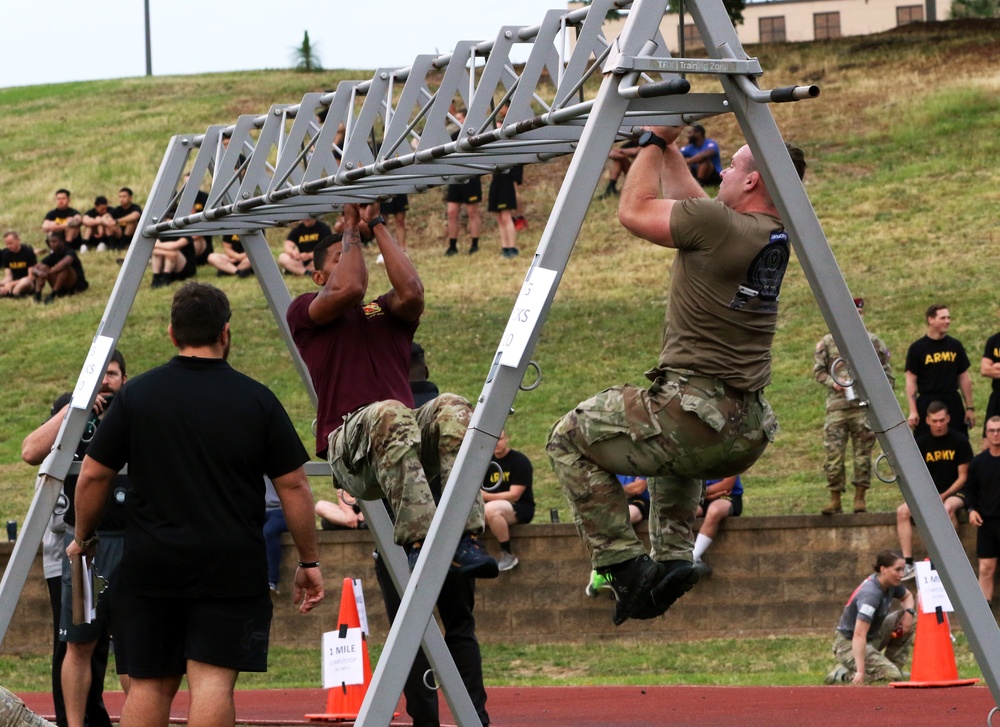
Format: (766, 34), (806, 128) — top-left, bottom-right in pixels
(291, 30), (322, 73)
(951, 0), (1000, 16)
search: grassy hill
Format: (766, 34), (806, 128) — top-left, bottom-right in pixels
(2, 20), (999, 528)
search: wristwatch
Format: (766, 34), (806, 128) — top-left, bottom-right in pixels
(637, 130), (667, 151)
(904, 608), (916, 617)
(368, 215), (386, 230)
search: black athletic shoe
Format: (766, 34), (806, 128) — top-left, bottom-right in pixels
(630, 560), (700, 621)
(601, 555), (667, 626)
(445, 246), (459, 257)
(451, 534), (498, 578)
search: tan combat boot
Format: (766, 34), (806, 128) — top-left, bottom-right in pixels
(821, 491), (843, 516)
(853, 487), (868, 513)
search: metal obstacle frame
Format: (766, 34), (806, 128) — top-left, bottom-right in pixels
(2, 0), (998, 724)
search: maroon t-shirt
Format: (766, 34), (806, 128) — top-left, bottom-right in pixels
(287, 292), (417, 456)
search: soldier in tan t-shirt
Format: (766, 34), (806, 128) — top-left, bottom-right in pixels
(547, 125), (806, 626)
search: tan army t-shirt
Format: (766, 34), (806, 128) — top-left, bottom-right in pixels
(659, 197), (787, 392)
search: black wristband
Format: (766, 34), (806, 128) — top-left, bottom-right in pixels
(368, 215), (386, 230)
(637, 130), (667, 151)
(298, 561), (320, 569)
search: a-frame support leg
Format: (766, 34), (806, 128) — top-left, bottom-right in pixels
(686, 0), (1000, 705)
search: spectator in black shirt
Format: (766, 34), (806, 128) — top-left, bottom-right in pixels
(0, 230), (37, 298)
(965, 415), (1000, 603)
(905, 304), (974, 437)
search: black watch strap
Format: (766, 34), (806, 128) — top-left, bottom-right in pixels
(368, 215), (386, 230)
(638, 131), (667, 151)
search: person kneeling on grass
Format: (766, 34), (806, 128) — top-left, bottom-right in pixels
(825, 549), (915, 685)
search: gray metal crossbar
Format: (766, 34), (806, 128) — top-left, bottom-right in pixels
(2, 0), (998, 724)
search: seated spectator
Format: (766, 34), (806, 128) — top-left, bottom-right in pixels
(41, 189), (82, 249)
(206, 234), (253, 278)
(263, 477), (288, 594)
(619, 475), (650, 525)
(897, 401), (972, 580)
(150, 233), (196, 288)
(679, 125), (723, 187)
(824, 550), (915, 685)
(315, 492), (366, 530)
(110, 187), (142, 250)
(29, 232), (88, 303)
(81, 196), (117, 252)
(1, 230), (38, 299)
(409, 341), (440, 407)
(601, 139), (639, 198)
(278, 217), (333, 276)
(692, 475), (744, 577)
(482, 429), (535, 571)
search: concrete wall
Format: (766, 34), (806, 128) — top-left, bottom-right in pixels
(0, 513), (979, 655)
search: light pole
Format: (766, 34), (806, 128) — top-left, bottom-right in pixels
(144, 0), (152, 76)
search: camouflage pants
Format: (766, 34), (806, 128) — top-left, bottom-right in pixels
(327, 393), (485, 546)
(547, 369), (776, 568)
(823, 407), (875, 492)
(831, 609), (913, 682)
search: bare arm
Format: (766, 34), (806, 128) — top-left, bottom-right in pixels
(941, 462), (968, 500)
(272, 467), (324, 614)
(307, 205), (368, 326)
(905, 371), (919, 427)
(621, 477), (648, 498)
(362, 204), (423, 322)
(66, 456), (116, 559)
(618, 126), (705, 249)
(980, 357), (1000, 379)
(851, 618), (872, 684)
(960, 370), (975, 429)
(22, 404), (70, 465)
(705, 476), (737, 501)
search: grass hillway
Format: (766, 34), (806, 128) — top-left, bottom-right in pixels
(1, 20), (999, 530)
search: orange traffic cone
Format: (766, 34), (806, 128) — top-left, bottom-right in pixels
(891, 594), (978, 688)
(305, 578), (373, 721)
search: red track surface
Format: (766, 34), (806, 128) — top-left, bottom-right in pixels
(16, 685), (998, 726)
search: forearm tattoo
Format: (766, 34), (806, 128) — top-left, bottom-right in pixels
(342, 226), (360, 254)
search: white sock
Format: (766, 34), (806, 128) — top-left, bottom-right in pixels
(693, 533), (713, 561)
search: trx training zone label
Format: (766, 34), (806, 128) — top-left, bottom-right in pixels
(498, 266), (557, 368)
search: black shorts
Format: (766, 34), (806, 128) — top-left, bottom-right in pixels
(488, 173), (517, 212)
(513, 502), (535, 524)
(445, 177), (482, 204)
(509, 165), (524, 185)
(976, 518), (1000, 559)
(111, 591), (272, 677)
(381, 194), (409, 215)
(627, 497), (650, 521)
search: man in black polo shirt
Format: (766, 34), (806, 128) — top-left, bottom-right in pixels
(905, 304), (974, 438)
(69, 282), (323, 726)
(965, 415), (1000, 603)
(896, 400), (973, 580)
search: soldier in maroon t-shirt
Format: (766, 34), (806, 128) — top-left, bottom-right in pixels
(286, 202), (496, 578)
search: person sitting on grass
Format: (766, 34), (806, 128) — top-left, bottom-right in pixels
(29, 232), (89, 303)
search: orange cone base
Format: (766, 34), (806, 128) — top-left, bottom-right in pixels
(890, 678), (979, 688)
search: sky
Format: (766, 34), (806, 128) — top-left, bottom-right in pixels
(0, 1), (567, 89)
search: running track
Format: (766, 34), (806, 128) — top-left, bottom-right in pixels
(17, 685), (998, 726)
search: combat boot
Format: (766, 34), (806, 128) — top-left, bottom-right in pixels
(821, 491), (843, 516)
(853, 487), (868, 513)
